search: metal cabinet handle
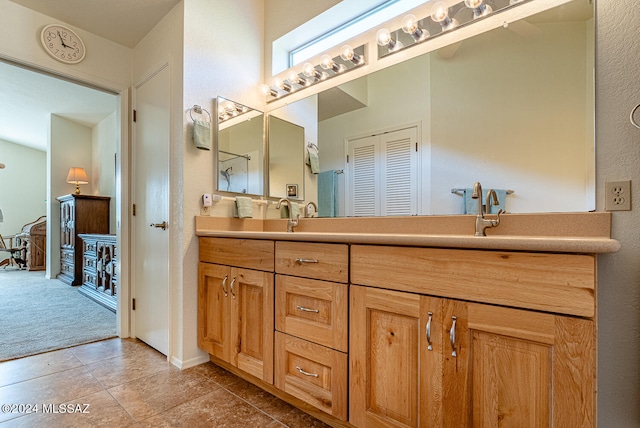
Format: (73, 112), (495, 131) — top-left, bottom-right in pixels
(449, 316), (457, 357)
(150, 221), (167, 230)
(296, 366), (319, 378)
(296, 305), (319, 313)
(230, 276), (236, 299)
(426, 311), (433, 351)
(221, 275), (228, 297)
(295, 258), (319, 264)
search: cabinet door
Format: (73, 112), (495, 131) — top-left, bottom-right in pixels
(198, 263), (232, 362)
(231, 268), (274, 384)
(443, 301), (595, 428)
(350, 285), (423, 428)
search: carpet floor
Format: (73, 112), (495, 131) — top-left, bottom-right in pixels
(0, 268), (116, 362)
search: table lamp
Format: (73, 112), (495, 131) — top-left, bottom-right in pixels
(66, 167), (89, 195)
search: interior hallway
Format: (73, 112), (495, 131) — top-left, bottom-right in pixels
(0, 338), (328, 427)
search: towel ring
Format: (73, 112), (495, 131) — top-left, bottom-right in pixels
(630, 103), (640, 130)
(189, 105), (211, 122)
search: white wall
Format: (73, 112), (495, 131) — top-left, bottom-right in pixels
(0, 0), (132, 92)
(92, 112), (117, 232)
(178, 0), (264, 367)
(595, 0), (640, 425)
(0, 139), (46, 251)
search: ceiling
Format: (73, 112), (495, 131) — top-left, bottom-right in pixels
(1, 0), (180, 152)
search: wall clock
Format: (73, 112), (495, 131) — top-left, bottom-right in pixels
(40, 24), (86, 64)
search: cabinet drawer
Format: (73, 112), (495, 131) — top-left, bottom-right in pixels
(275, 332), (347, 421)
(199, 237), (274, 272)
(276, 275), (348, 352)
(275, 241), (348, 283)
(351, 245), (596, 317)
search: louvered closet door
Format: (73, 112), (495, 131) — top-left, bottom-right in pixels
(347, 127), (418, 216)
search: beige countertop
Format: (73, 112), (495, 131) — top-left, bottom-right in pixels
(195, 212), (620, 254)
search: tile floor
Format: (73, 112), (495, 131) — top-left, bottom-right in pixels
(0, 338), (329, 427)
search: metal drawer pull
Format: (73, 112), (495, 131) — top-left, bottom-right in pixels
(221, 275), (228, 297)
(295, 258), (319, 264)
(230, 277), (237, 299)
(426, 312), (433, 351)
(296, 305), (319, 313)
(296, 366), (319, 377)
(450, 316), (457, 357)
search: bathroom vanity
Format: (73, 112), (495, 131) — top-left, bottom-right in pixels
(196, 213), (617, 427)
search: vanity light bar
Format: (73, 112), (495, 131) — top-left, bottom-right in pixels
(218, 100), (251, 123)
(377, 0), (531, 59)
(261, 44), (366, 103)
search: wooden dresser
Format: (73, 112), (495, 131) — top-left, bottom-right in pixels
(56, 194), (110, 286)
(78, 234), (117, 312)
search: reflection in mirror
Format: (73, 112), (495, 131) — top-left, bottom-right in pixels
(267, 115), (305, 201)
(268, 0), (594, 217)
(215, 97), (264, 196)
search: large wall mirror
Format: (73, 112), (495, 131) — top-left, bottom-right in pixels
(267, 115), (305, 200)
(215, 97), (264, 196)
(267, 0), (594, 217)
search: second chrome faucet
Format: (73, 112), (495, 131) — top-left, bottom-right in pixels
(471, 182), (504, 236)
(276, 198), (300, 232)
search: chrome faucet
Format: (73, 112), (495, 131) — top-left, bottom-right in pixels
(471, 182), (503, 236)
(304, 201), (318, 218)
(276, 198), (300, 232)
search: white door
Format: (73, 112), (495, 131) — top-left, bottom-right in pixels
(132, 64), (170, 355)
(347, 127), (418, 216)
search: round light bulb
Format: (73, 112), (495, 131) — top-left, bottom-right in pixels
(259, 84), (270, 95)
(376, 28), (391, 46)
(274, 77), (284, 88)
(401, 14), (418, 34)
(464, 0), (483, 8)
(303, 62), (316, 77)
(340, 45), (354, 61)
(320, 54), (334, 70)
(430, 1), (449, 23)
(287, 71), (299, 82)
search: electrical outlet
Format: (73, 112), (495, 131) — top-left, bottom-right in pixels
(605, 180), (632, 211)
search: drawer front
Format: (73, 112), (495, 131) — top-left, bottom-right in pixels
(60, 249), (74, 264)
(83, 240), (98, 255)
(351, 245), (596, 317)
(83, 271), (98, 289)
(275, 241), (348, 283)
(199, 237), (274, 272)
(276, 275), (348, 352)
(274, 332), (347, 421)
(83, 256), (97, 272)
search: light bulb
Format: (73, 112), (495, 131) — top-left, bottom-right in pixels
(376, 28), (402, 51)
(431, 2), (457, 31)
(259, 84), (277, 97)
(401, 14), (428, 42)
(320, 54), (333, 69)
(303, 62), (319, 79)
(320, 54), (343, 73)
(287, 70), (307, 86)
(339, 45), (363, 65)
(464, 0), (492, 18)
(376, 28), (391, 46)
(274, 77), (292, 92)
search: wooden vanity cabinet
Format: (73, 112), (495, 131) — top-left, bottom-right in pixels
(350, 245), (596, 428)
(198, 238), (274, 384)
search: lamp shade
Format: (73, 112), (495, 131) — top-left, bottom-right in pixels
(66, 167), (89, 194)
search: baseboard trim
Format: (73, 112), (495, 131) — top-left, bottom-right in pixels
(170, 354), (210, 370)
